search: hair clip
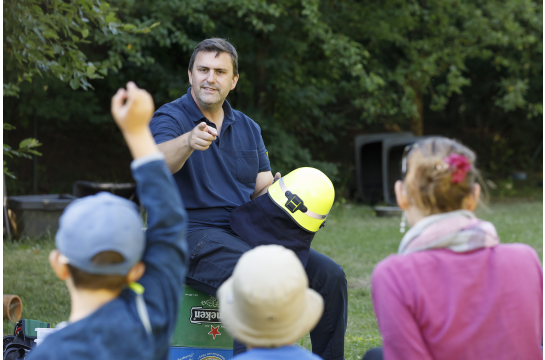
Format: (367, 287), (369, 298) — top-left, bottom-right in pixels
(444, 153), (471, 183)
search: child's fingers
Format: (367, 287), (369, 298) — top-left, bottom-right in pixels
(126, 81), (137, 93)
(124, 81), (139, 107)
(111, 88), (128, 117)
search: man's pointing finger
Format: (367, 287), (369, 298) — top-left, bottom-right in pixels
(206, 126), (218, 137)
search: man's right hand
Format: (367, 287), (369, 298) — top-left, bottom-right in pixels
(188, 122), (218, 151)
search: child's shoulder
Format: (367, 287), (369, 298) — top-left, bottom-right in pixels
(28, 298), (150, 359)
(234, 345), (321, 360)
(26, 329), (67, 359)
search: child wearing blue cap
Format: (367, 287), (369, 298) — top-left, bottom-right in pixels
(27, 82), (189, 360)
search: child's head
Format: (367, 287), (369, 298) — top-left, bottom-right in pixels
(395, 137), (482, 222)
(49, 192), (146, 293)
(217, 245), (324, 348)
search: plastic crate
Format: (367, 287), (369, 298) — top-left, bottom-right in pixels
(7, 194), (76, 239)
(73, 181), (139, 205)
(172, 285), (233, 349)
(170, 285), (233, 359)
(169, 347), (233, 360)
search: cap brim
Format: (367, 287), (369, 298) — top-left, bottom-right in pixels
(217, 277), (324, 348)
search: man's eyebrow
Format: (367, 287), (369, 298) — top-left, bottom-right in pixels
(196, 65), (228, 71)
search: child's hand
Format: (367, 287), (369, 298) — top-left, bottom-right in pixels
(111, 82), (155, 134)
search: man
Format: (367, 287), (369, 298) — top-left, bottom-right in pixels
(150, 38), (347, 360)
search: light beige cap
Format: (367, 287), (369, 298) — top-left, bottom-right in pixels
(217, 245), (324, 347)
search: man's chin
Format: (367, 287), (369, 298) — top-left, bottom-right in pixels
(196, 96), (223, 109)
(196, 92), (225, 108)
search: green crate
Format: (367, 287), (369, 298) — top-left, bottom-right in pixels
(172, 285), (233, 349)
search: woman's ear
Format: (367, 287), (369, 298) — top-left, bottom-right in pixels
(394, 180), (409, 210)
(464, 183), (481, 211)
(127, 261), (146, 284)
(49, 249), (71, 281)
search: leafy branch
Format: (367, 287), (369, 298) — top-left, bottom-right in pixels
(3, 124), (42, 179)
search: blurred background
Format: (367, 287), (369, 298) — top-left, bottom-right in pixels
(4, 0), (543, 201)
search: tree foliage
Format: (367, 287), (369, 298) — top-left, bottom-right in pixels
(3, 0), (159, 95)
(3, 124), (42, 179)
(344, 0), (543, 134)
(4, 0), (542, 192)
(3, 0), (156, 178)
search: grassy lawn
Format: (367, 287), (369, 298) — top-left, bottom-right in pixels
(3, 200), (543, 359)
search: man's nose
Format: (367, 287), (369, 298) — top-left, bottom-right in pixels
(206, 71), (216, 84)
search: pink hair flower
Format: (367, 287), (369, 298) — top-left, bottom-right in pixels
(444, 153), (471, 184)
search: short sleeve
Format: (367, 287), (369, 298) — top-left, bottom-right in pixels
(150, 111), (185, 145)
(255, 124), (271, 173)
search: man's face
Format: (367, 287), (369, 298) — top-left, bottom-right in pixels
(189, 51), (239, 111)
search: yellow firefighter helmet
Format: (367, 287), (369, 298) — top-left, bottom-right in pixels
(267, 167), (335, 232)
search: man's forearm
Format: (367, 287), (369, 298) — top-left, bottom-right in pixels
(251, 171), (275, 199)
(157, 132), (194, 174)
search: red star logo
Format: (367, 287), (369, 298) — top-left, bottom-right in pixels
(208, 325), (221, 339)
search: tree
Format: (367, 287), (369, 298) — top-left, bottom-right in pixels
(3, 124), (42, 179)
(337, 0), (542, 135)
(3, 0), (158, 95)
(3, 0), (156, 178)
(4, 0), (542, 193)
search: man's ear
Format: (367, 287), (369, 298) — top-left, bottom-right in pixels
(230, 74), (239, 90)
(464, 183), (481, 211)
(188, 69), (193, 86)
(394, 180), (409, 210)
(126, 261), (146, 284)
(49, 249), (71, 281)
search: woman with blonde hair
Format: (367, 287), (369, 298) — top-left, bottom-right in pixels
(366, 137), (542, 360)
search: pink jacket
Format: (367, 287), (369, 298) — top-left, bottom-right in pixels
(372, 244), (543, 359)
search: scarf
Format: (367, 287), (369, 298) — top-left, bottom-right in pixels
(398, 210), (499, 255)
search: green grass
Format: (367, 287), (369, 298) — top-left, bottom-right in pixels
(4, 201), (543, 359)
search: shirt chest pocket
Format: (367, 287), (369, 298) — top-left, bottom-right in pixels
(235, 150), (259, 184)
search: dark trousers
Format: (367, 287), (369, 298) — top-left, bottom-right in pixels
(185, 228), (348, 360)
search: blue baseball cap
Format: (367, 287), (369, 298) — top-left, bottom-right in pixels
(55, 192), (145, 275)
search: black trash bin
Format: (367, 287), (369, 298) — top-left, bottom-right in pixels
(381, 136), (431, 205)
(354, 133), (432, 205)
(7, 194), (77, 239)
(73, 181), (139, 205)
(354, 133), (412, 204)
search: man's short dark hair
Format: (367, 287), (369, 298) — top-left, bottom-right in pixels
(188, 38), (238, 77)
(68, 251), (127, 291)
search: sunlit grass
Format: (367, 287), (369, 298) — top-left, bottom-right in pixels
(4, 201), (542, 360)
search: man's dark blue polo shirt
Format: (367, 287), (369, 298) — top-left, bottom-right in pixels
(150, 87), (271, 233)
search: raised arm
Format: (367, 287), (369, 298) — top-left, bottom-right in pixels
(111, 82), (188, 348)
(111, 82), (157, 159)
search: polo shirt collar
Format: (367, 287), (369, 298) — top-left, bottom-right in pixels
(182, 87), (236, 125)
